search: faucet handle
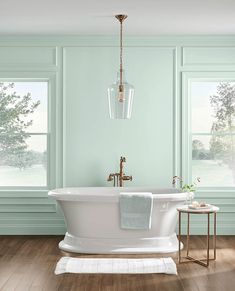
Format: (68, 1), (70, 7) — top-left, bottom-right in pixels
(120, 156), (126, 162)
(107, 174), (114, 181)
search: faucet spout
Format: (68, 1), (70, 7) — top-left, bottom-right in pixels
(123, 175), (132, 181)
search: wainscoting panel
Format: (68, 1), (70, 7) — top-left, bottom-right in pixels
(182, 46), (235, 66)
(0, 46), (57, 67)
(63, 46), (176, 188)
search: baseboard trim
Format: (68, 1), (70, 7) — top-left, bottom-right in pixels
(0, 225), (66, 235)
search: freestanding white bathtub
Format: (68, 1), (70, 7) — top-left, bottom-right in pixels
(48, 187), (191, 254)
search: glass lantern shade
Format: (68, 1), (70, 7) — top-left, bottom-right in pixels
(108, 71), (134, 119)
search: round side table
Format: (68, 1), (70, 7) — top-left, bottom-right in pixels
(177, 205), (219, 267)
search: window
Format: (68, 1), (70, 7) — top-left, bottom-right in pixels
(183, 73), (235, 188)
(0, 81), (48, 187)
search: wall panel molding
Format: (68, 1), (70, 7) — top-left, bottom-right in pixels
(0, 224), (66, 235)
(0, 46), (57, 68)
(182, 46), (235, 66)
(0, 204), (56, 213)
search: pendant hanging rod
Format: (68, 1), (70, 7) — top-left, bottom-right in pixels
(115, 15), (127, 87)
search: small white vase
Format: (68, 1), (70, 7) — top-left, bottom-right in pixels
(186, 191), (194, 205)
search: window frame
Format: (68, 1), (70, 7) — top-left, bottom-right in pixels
(0, 72), (58, 191)
(182, 71), (235, 191)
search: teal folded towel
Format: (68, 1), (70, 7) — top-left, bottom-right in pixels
(119, 192), (153, 230)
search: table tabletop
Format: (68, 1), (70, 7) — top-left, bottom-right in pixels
(177, 204), (219, 214)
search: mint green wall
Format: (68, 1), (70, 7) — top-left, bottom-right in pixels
(63, 46), (175, 187)
(0, 36), (235, 235)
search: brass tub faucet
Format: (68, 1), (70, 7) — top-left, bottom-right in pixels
(107, 156), (132, 187)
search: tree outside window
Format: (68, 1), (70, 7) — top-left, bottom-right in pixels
(0, 82), (48, 187)
(191, 81), (235, 187)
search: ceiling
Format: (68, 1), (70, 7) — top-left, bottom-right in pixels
(1, 0), (235, 35)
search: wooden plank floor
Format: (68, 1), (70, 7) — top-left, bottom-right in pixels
(0, 236), (235, 291)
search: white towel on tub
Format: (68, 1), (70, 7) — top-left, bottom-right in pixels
(119, 192), (153, 230)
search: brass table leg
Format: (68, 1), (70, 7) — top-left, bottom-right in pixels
(178, 211), (181, 263)
(186, 212), (190, 257)
(206, 213), (210, 266)
(214, 212), (216, 260)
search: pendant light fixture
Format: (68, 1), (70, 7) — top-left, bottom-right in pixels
(108, 15), (134, 119)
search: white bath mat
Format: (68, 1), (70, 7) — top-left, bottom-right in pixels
(55, 257), (177, 275)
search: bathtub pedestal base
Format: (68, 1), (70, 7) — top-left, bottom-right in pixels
(59, 232), (183, 254)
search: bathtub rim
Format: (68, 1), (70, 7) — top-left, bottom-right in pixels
(48, 187), (192, 202)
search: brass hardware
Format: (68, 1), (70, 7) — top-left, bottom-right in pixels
(115, 15), (128, 23)
(107, 156), (132, 187)
(186, 212), (190, 257)
(178, 209), (217, 267)
(107, 174), (115, 181)
(122, 175), (132, 181)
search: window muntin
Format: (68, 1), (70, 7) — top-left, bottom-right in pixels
(191, 81), (235, 187)
(0, 81), (48, 187)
